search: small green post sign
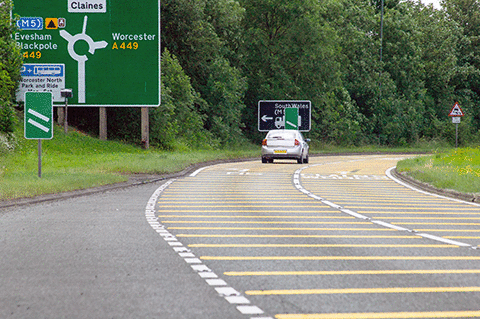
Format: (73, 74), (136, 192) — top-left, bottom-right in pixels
(285, 107), (299, 130)
(25, 91), (53, 139)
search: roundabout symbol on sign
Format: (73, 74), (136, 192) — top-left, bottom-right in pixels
(60, 16), (108, 103)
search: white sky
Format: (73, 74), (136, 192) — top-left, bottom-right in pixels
(420, 0), (442, 9)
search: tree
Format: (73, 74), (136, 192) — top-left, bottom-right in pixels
(0, 0), (22, 134)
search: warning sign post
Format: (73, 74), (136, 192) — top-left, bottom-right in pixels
(449, 102), (464, 148)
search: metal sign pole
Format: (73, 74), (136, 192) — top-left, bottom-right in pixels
(38, 139), (42, 178)
(456, 123), (459, 148)
(64, 97), (68, 134)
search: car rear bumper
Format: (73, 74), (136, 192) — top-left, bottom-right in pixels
(261, 146), (302, 159)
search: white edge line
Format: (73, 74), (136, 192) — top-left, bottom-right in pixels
(293, 163), (475, 248)
(190, 166), (209, 177)
(145, 178), (267, 317)
(386, 166), (480, 207)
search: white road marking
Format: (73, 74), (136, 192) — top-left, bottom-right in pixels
(293, 161), (476, 248)
(386, 167), (480, 207)
(190, 167), (209, 177)
(145, 179), (268, 318)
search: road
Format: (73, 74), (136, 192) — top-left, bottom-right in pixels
(2, 154), (480, 318)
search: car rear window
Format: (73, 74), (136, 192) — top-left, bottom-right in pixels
(267, 132), (296, 140)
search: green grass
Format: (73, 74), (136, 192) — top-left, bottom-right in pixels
(397, 147), (480, 194)
(0, 122), (468, 201)
(0, 125), (258, 201)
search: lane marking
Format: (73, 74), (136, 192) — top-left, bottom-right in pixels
(157, 210), (342, 214)
(386, 167), (480, 207)
(246, 286), (480, 295)
(361, 211), (480, 215)
(169, 227), (396, 231)
(224, 269), (480, 276)
(394, 222), (480, 225)
(178, 234), (420, 239)
(417, 233), (472, 247)
(158, 215), (355, 219)
(293, 164), (477, 248)
(200, 256), (480, 261)
(275, 310), (480, 318)
(163, 221), (371, 225)
(145, 180), (269, 319)
(156, 205), (331, 208)
(189, 244), (455, 248)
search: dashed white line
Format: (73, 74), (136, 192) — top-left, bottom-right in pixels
(293, 162), (476, 249)
(145, 179), (272, 319)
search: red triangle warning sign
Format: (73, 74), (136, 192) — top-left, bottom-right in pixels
(449, 102), (464, 117)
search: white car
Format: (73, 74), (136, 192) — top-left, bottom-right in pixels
(261, 129), (310, 164)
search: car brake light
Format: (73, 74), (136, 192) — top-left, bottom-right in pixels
(295, 139), (300, 146)
(262, 139), (267, 146)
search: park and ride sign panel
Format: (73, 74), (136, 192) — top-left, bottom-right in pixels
(13, 0), (160, 107)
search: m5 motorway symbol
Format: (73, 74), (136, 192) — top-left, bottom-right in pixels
(24, 92), (53, 140)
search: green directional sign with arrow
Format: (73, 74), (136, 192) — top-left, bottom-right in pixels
(14, 0), (160, 107)
(24, 91), (53, 139)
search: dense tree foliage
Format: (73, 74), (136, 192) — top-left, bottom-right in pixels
(0, 0), (22, 134)
(157, 0), (480, 147)
(6, 0), (480, 148)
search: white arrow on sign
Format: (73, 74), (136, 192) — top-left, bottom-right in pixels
(261, 115), (273, 122)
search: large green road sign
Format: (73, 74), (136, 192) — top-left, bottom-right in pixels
(14, 0), (160, 107)
(25, 92), (53, 139)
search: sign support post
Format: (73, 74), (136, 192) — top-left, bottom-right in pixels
(25, 92), (53, 178)
(38, 139), (42, 178)
(448, 102), (464, 148)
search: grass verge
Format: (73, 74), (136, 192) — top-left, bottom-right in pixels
(0, 125), (258, 201)
(396, 147), (480, 194)
(0, 123), (461, 201)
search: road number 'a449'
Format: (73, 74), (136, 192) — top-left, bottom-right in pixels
(112, 42), (138, 50)
(23, 51), (42, 59)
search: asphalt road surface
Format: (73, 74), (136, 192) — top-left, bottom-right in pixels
(2, 154), (480, 319)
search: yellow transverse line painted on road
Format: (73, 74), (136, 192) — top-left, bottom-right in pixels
(246, 286), (480, 295)
(413, 229), (480, 232)
(274, 310), (480, 318)
(158, 215), (353, 219)
(163, 221), (370, 225)
(177, 234), (419, 239)
(168, 227), (395, 231)
(157, 205), (330, 208)
(156, 210), (341, 214)
(224, 269), (478, 276)
(200, 256), (480, 261)
(189, 244), (453, 248)
(446, 236), (480, 239)
(394, 222), (480, 225)
(157, 200), (319, 204)
(361, 211), (480, 215)
(375, 216), (480, 220)
(351, 204), (479, 208)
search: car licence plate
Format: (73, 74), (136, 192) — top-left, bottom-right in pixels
(274, 150), (287, 154)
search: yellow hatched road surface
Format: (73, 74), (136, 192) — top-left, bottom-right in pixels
(156, 155), (480, 318)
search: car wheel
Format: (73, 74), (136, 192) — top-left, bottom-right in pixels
(303, 155), (309, 164)
(262, 157), (268, 163)
(297, 157), (303, 164)
(269, 158), (274, 163)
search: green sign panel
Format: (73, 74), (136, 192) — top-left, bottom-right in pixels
(13, 0), (160, 107)
(25, 91), (53, 139)
(285, 107), (299, 130)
